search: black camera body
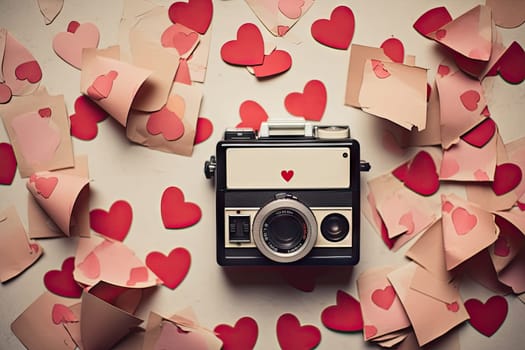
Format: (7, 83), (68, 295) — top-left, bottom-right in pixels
(204, 121), (369, 266)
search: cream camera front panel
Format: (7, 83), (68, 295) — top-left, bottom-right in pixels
(226, 147), (350, 189)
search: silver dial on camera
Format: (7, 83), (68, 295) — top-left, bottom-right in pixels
(316, 126), (350, 139)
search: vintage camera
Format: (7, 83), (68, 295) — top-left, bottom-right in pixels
(204, 121), (370, 266)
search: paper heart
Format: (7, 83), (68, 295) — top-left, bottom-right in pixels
(77, 251), (101, 279)
(52, 21), (100, 69)
(126, 266), (149, 286)
(399, 212), (415, 235)
(89, 200), (133, 241)
(487, 41), (525, 84)
(276, 313), (321, 350)
(14, 60), (42, 83)
(34, 176), (58, 199)
(237, 100), (268, 131)
(284, 79), (327, 121)
(363, 325), (378, 339)
(392, 150), (440, 196)
(0, 143), (17, 185)
(442, 200), (454, 213)
(43, 257), (83, 298)
(278, 25), (290, 36)
(161, 186), (201, 229)
(146, 247), (191, 289)
(214, 317), (258, 350)
(465, 296), (508, 337)
(381, 38), (404, 63)
(413, 6), (452, 37)
(87, 70), (118, 100)
(321, 290), (363, 332)
(146, 106), (185, 141)
(311, 5), (355, 50)
(437, 64), (451, 77)
(0, 83), (13, 104)
(253, 50), (292, 78)
(493, 236), (510, 257)
(69, 95), (108, 140)
(474, 169), (490, 181)
(460, 90), (481, 111)
(439, 157), (460, 178)
(221, 23), (264, 66)
(446, 301), (460, 313)
(461, 118), (496, 148)
(278, 0), (304, 19)
(492, 163), (522, 196)
(371, 59), (391, 79)
(194, 117), (213, 145)
(371, 285), (396, 310)
(168, 0), (213, 34)
(451, 207), (477, 235)
(281, 170), (294, 182)
(161, 24), (199, 56)
(51, 304), (78, 325)
(38, 107), (52, 118)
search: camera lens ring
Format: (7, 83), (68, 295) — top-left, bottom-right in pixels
(320, 213), (350, 242)
(253, 198), (317, 263)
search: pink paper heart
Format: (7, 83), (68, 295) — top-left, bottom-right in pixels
(276, 313), (321, 350)
(0, 83), (13, 104)
(311, 5), (355, 50)
(381, 38), (404, 63)
(14, 60), (42, 83)
(277, 25), (290, 36)
(446, 302), (460, 313)
(146, 106), (185, 141)
(161, 24), (199, 56)
(371, 285), (396, 310)
(168, 0), (213, 34)
(221, 23), (264, 66)
(77, 251), (101, 279)
(87, 70), (118, 100)
(465, 296), (508, 337)
(214, 317), (259, 350)
(237, 100), (268, 131)
(284, 79), (327, 121)
(321, 290), (363, 332)
(34, 176), (58, 199)
(38, 107), (52, 118)
(440, 157), (460, 178)
(364, 325), (378, 339)
(371, 59), (391, 79)
(437, 64), (451, 77)
(278, 0), (304, 19)
(161, 186), (201, 229)
(460, 90), (481, 111)
(52, 21), (100, 69)
(398, 212), (415, 235)
(51, 304), (78, 325)
(146, 247), (191, 289)
(126, 266), (150, 286)
(492, 163), (522, 196)
(451, 207), (477, 235)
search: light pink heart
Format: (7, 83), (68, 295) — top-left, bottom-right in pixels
(451, 207), (477, 235)
(52, 22), (100, 69)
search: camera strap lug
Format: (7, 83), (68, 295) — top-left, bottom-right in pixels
(360, 160), (371, 172)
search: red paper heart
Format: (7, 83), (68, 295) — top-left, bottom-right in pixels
(276, 313), (321, 350)
(214, 317), (259, 350)
(465, 296), (508, 337)
(146, 106), (185, 141)
(437, 64), (451, 77)
(381, 38), (404, 63)
(0, 83), (13, 104)
(321, 290), (363, 332)
(311, 5), (355, 50)
(451, 207), (477, 235)
(38, 107), (52, 118)
(43, 257), (83, 298)
(284, 79), (327, 121)
(0, 143), (17, 185)
(70, 95), (108, 140)
(168, 0), (213, 34)
(34, 176), (58, 199)
(89, 200), (133, 241)
(51, 304), (78, 324)
(161, 24), (199, 56)
(413, 6), (452, 37)
(492, 163), (522, 196)
(87, 70), (118, 100)
(371, 285), (396, 310)
(221, 23), (264, 66)
(446, 302), (460, 313)
(194, 117), (213, 145)
(364, 325), (378, 339)
(460, 90), (481, 111)
(392, 150), (440, 196)
(14, 60), (42, 83)
(253, 50), (292, 78)
(161, 186), (201, 229)
(146, 247), (191, 289)
(488, 41), (525, 84)
(281, 170), (294, 182)
(461, 118), (496, 148)
(237, 100), (268, 131)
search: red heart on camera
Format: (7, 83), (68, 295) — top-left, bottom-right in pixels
(237, 100), (268, 131)
(221, 23), (264, 66)
(89, 200), (133, 241)
(146, 247), (191, 289)
(321, 290), (363, 332)
(284, 80), (327, 121)
(0, 143), (17, 185)
(70, 95), (108, 140)
(276, 313), (321, 350)
(311, 5), (355, 50)
(214, 316), (259, 350)
(465, 296), (508, 337)
(168, 0), (213, 34)
(161, 186), (201, 229)
(392, 150), (440, 196)
(44, 257), (83, 298)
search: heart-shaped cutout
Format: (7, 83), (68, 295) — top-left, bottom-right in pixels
(461, 118), (496, 148)
(465, 296), (508, 337)
(194, 117), (213, 145)
(0, 143), (17, 185)
(52, 21), (100, 69)
(146, 106), (185, 141)
(221, 23), (264, 66)
(278, 0), (304, 19)
(77, 251), (101, 279)
(161, 23), (200, 56)
(446, 301), (460, 313)
(284, 79), (327, 121)
(15, 60), (42, 84)
(87, 70), (118, 100)
(0, 83), (13, 104)
(237, 100), (268, 131)
(89, 200), (133, 241)
(381, 38), (404, 63)
(161, 186), (201, 229)
(413, 6), (452, 37)
(311, 5), (355, 50)
(38, 107), (52, 118)
(44, 257), (83, 298)
(146, 247), (191, 289)
(281, 170), (294, 182)
(392, 150), (440, 196)
(276, 313), (321, 350)
(253, 49), (292, 78)
(492, 163), (522, 196)
(460, 90), (481, 111)
(321, 290), (363, 332)
(451, 207), (477, 235)
(51, 304), (78, 325)
(70, 95), (108, 140)
(363, 325), (378, 339)
(371, 59), (391, 79)
(168, 0), (213, 34)
(214, 317), (259, 350)
(488, 41), (525, 84)
(371, 285), (396, 310)
(34, 176), (58, 199)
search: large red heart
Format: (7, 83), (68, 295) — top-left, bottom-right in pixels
(0, 143), (17, 185)
(161, 186), (201, 229)
(168, 0), (213, 34)
(284, 80), (327, 121)
(89, 200), (133, 241)
(460, 118), (496, 148)
(492, 163), (522, 196)
(253, 50), (292, 78)
(276, 313), (321, 350)
(214, 316), (258, 350)
(321, 290), (363, 332)
(70, 95), (108, 140)
(43, 257), (83, 298)
(487, 41), (525, 84)
(371, 285), (396, 310)
(311, 5), (355, 50)
(392, 150), (440, 196)
(413, 6), (452, 37)
(237, 100), (268, 131)
(14, 60), (42, 84)
(464, 296), (508, 337)
(145, 247), (191, 289)
(381, 38), (404, 63)
(146, 106), (185, 141)
(194, 117), (213, 145)
(221, 23), (264, 66)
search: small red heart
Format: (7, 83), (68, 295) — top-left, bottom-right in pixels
(371, 59), (391, 79)
(392, 150), (440, 196)
(146, 106), (185, 141)
(34, 176), (58, 199)
(363, 325), (378, 339)
(168, 0), (213, 34)
(276, 313), (321, 350)
(284, 79), (327, 121)
(194, 117), (213, 145)
(0, 83), (12, 104)
(14, 60), (42, 83)
(437, 64), (451, 77)
(161, 186), (201, 229)
(214, 317), (259, 350)
(487, 41), (525, 84)
(461, 118), (496, 148)
(321, 290), (363, 332)
(51, 303), (78, 324)
(38, 107), (52, 118)
(371, 285), (396, 310)
(67, 20), (80, 33)
(381, 38), (404, 63)
(146, 247), (191, 289)
(451, 207), (477, 235)
(413, 6), (452, 37)
(253, 50), (292, 78)
(492, 163), (522, 196)
(237, 100), (268, 131)
(87, 70), (118, 100)
(89, 200), (133, 241)
(70, 95), (108, 140)
(281, 170), (294, 182)
(221, 23), (264, 66)
(43, 257), (83, 298)
(0, 143), (17, 185)
(446, 301), (460, 313)
(460, 90), (481, 111)
(311, 5), (355, 50)
(465, 296), (508, 337)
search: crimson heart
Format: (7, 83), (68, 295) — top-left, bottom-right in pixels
(381, 38), (404, 63)
(464, 296), (508, 337)
(253, 50), (292, 78)
(487, 41), (525, 84)
(89, 200), (133, 241)
(281, 170), (294, 182)
(43, 257), (83, 298)
(214, 316), (259, 350)
(492, 163), (522, 196)
(276, 313), (321, 350)
(70, 95), (108, 140)
(237, 100), (268, 131)
(413, 6), (452, 37)
(14, 60), (42, 83)
(168, 0), (213, 34)
(146, 247), (191, 289)
(221, 23), (264, 66)
(392, 150), (440, 196)
(371, 285), (396, 310)
(284, 79), (327, 121)
(321, 290), (363, 332)
(311, 5), (355, 50)
(194, 117), (213, 145)
(161, 186), (201, 229)
(461, 118), (496, 148)
(146, 106), (185, 141)
(0, 143), (17, 185)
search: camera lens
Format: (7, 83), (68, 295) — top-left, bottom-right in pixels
(321, 213), (349, 242)
(263, 209), (307, 253)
